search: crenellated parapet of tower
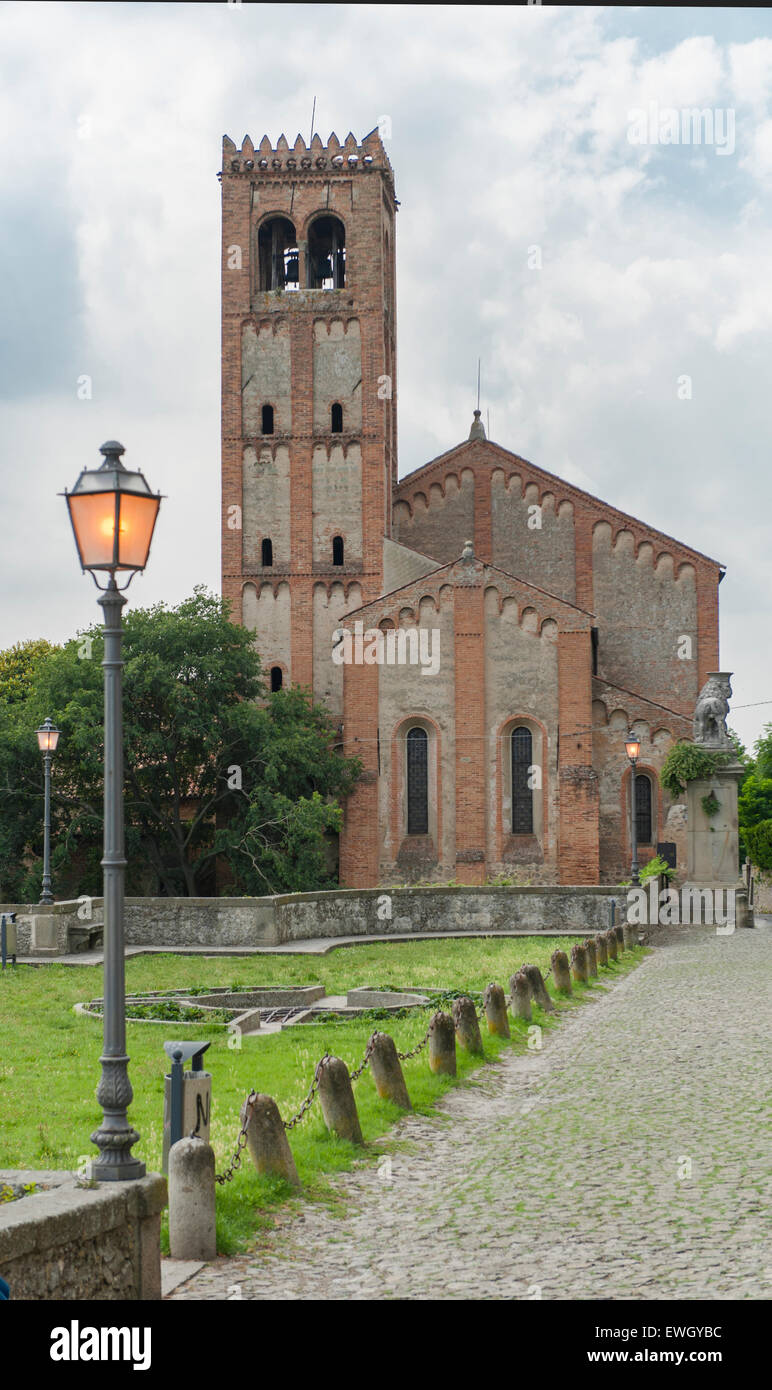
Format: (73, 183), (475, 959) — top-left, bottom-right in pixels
(221, 128), (394, 191)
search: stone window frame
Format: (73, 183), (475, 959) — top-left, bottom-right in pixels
(392, 714), (442, 857)
(622, 764), (658, 850)
(497, 715), (547, 858)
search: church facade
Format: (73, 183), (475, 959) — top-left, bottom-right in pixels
(220, 127), (724, 887)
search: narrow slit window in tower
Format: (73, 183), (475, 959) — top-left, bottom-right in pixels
(261, 538), (273, 567)
(331, 402), (343, 433)
(332, 535), (344, 567)
(270, 666), (283, 693)
(261, 404), (274, 435)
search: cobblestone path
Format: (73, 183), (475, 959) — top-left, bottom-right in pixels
(170, 924), (772, 1300)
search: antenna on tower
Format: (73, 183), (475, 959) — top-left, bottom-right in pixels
(309, 96), (317, 147)
(477, 358), (481, 412)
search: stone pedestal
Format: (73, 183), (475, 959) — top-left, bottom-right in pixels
(686, 762), (743, 883)
(685, 760), (752, 927)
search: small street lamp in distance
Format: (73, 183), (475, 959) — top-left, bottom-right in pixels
(36, 718), (60, 905)
(625, 731), (641, 887)
(62, 440), (162, 1181)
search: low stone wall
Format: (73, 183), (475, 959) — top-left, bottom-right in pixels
(0, 1170), (166, 1300)
(272, 885), (626, 941)
(2, 885), (628, 956)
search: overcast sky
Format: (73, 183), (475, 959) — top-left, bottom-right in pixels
(1, 3), (771, 751)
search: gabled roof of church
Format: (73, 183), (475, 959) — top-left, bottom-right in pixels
(394, 422), (724, 571)
(340, 542), (596, 630)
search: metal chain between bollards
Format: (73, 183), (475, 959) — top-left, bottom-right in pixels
(397, 1016), (434, 1061)
(213, 999), (482, 1183)
(349, 1031), (378, 1082)
(215, 1088), (258, 1186)
(283, 1051), (332, 1131)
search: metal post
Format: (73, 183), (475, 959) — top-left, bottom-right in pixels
(630, 759), (640, 886)
(39, 750), (53, 904)
(169, 1047), (184, 1150)
(90, 577), (144, 1181)
(1, 915), (6, 970)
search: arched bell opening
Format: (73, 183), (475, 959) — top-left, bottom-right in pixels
(307, 215), (346, 289)
(257, 216), (299, 291)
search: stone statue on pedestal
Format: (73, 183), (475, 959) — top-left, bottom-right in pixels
(693, 673), (733, 749)
(684, 671), (752, 928)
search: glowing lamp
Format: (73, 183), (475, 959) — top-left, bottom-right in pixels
(625, 733), (641, 763)
(36, 718), (60, 754)
(63, 441), (161, 587)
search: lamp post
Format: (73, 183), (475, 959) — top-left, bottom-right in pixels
(36, 718), (60, 905)
(625, 731), (641, 887)
(62, 440), (162, 1181)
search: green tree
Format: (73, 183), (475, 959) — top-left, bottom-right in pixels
(742, 819), (772, 873)
(0, 590), (360, 900)
(0, 639), (58, 705)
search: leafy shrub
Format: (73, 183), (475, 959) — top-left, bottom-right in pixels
(660, 742), (730, 798)
(638, 854), (676, 885)
(742, 819), (772, 872)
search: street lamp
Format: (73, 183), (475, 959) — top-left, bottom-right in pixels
(36, 718), (60, 905)
(625, 732), (641, 887)
(62, 440), (162, 1181)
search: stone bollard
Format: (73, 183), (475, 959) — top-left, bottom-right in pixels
(614, 924), (625, 953)
(482, 983), (510, 1037)
(369, 1032), (412, 1110)
(570, 942), (589, 985)
(595, 932), (608, 967)
(584, 937), (598, 978)
(605, 929), (619, 962)
(509, 971), (532, 1022)
(168, 1135), (217, 1262)
(452, 996), (484, 1055)
(551, 949), (572, 994)
(241, 1093), (301, 1188)
(317, 1056), (364, 1144)
(623, 922), (638, 950)
(521, 962), (555, 1014)
(428, 1011), (457, 1075)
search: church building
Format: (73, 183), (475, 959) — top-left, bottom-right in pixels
(220, 127), (724, 887)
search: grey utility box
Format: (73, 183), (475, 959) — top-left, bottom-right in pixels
(162, 1040), (212, 1173)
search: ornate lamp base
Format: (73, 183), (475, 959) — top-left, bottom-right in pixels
(90, 1053), (146, 1181)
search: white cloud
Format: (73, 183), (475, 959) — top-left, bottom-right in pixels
(1, 3), (772, 747)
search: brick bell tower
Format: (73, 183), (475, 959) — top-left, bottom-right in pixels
(220, 127), (397, 703)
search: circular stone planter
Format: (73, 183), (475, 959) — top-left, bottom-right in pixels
(74, 984), (431, 1033)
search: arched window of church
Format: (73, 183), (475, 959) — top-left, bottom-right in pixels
(261, 403), (274, 435)
(257, 216), (299, 291)
(307, 215), (346, 289)
(635, 774), (653, 845)
(406, 727), (429, 835)
(332, 535), (344, 566)
(331, 402), (343, 433)
(511, 726), (534, 834)
(261, 537), (273, 567)
(270, 666), (283, 693)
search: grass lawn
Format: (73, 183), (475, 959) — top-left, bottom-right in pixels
(0, 936), (647, 1252)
